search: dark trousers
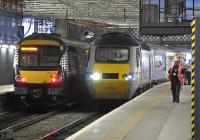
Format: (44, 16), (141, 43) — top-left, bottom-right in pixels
(171, 82), (181, 102)
(185, 71), (191, 85)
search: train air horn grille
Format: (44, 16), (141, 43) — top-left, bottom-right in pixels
(102, 73), (118, 79)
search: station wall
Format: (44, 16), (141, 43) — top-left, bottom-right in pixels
(0, 47), (14, 85)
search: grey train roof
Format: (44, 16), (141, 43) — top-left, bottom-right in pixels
(18, 33), (65, 45)
(92, 32), (139, 46)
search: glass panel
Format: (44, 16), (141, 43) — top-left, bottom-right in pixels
(186, 10), (193, 20)
(95, 47), (129, 62)
(40, 47), (60, 66)
(166, 0), (184, 16)
(143, 0), (150, 4)
(136, 48), (140, 67)
(194, 10), (200, 16)
(20, 53), (38, 66)
(19, 46), (60, 67)
(160, 0), (165, 9)
(194, 0), (200, 9)
(155, 55), (163, 70)
(186, 0), (193, 8)
(151, 0), (159, 5)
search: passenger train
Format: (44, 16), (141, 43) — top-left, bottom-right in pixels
(86, 32), (171, 100)
(13, 33), (88, 106)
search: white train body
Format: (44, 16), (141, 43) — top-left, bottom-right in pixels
(86, 32), (170, 100)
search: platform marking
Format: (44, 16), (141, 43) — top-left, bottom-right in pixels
(104, 92), (166, 140)
(191, 17), (195, 140)
(66, 83), (169, 140)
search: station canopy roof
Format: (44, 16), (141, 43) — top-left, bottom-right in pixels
(23, 0), (140, 26)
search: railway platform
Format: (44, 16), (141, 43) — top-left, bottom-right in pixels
(67, 82), (191, 140)
(0, 85), (14, 95)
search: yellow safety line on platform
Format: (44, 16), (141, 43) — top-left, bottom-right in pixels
(191, 17), (195, 140)
(104, 92), (166, 140)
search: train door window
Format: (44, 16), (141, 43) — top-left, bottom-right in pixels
(155, 55), (163, 70)
(136, 48), (140, 67)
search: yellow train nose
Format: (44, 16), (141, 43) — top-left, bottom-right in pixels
(93, 81), (128, 99)
(19, 70), (58, 84)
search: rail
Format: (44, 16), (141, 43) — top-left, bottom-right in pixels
(38, 111), (97, 140)
(0, 111), (58, 140)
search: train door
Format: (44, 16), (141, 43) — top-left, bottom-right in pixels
(141, 48), (151, 85)
(136, 47), (141, 84)
(149, 49), (154, 84)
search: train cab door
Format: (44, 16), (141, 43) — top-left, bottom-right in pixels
(141, 47), (151, 85)
(149, 49), (154, 84)
(135, 47), (141, 85)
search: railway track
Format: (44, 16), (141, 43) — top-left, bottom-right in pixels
(38, 111), (98, 140)
(0, 111), (25, 123)
(0, 99), (122, 140)
(0, 111), (58, 140)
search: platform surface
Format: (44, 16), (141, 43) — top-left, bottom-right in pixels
(0, 85), (14, 94)
(66, 82), (191, 140)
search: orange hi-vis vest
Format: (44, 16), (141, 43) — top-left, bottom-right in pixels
(168, 64), (183, 82)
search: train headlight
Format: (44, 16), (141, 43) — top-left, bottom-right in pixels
(89, 72), (101, 80)
(122, 74), (135, 80)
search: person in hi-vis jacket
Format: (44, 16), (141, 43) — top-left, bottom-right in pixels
(168, 60), (183, 103)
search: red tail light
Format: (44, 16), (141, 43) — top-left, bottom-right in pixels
(51, 78), (56, 83)
(51, 75), (62, 83)
(15, 75), (26, 83)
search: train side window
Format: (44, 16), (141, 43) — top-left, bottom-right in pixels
(136, 48), (140, 67)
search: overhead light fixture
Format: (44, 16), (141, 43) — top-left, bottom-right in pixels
(9, 45), (16, 49)
(2, 44), (9, 48)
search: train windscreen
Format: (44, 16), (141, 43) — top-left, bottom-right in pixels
(95, 47), (129, 62)
(20, 46), (60, 67)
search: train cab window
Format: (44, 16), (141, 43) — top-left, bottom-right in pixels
(40, 47), (60, 66)
(19, 46), (60, 67)
(136, 48), (140, 67)
(20, 53), (38, 66)
(95, 47), (129, 62)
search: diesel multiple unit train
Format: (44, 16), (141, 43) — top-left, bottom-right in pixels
(13, 32), (172, 105)
(13, 33), (88, 106)
(86, 32), (171, 100)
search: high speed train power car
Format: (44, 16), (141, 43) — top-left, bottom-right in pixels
(13, 33), (88, 106)
(86, 32), (170, 100)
